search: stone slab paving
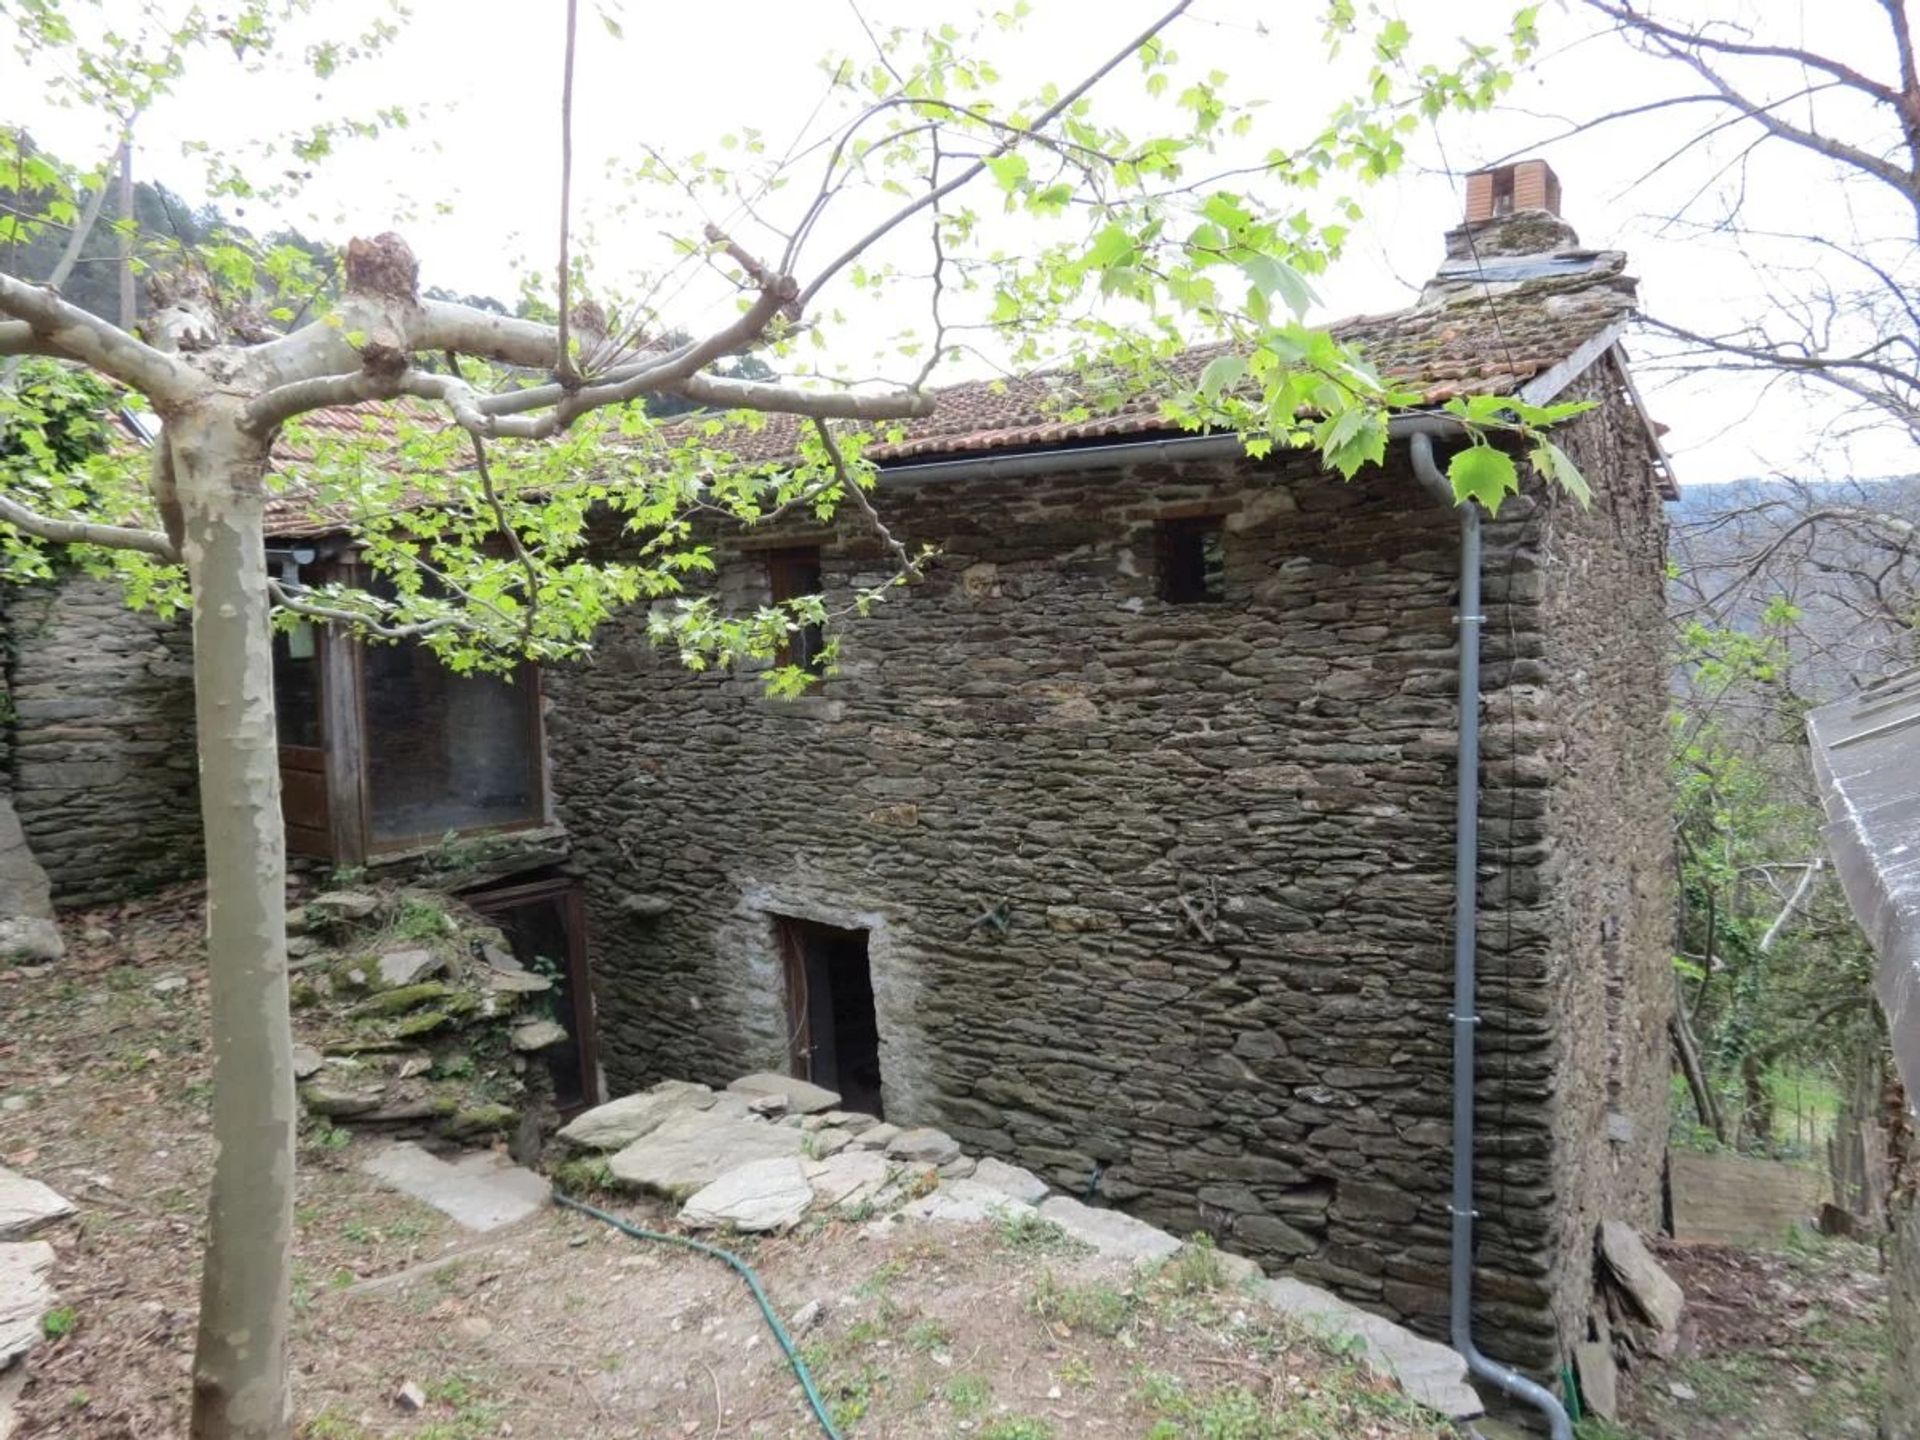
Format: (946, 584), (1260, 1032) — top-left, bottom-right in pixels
(0, 1241), (55, 1370)
(0, 1167), (69, 1438)
(890, 1179), (1035, 1226)
(804, 1150), (892, 1211)
(360, 1142), (550, 1232)
(0, 1168), (74, 1242)
(608, 1110), (808, 1200)
(971, 1156), (1049, 1205)
(558, 1080), (716, 1150)
(725, 1071), (840, 1115)
(680, 1156), (813, 1232)
(1255, 1276), (1481, 1419)
(558, 1075), (1488, 1425)
(1038, 1195), (1183, 1264)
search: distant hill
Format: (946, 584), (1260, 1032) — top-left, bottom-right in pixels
(1670, 476), (1920, 700)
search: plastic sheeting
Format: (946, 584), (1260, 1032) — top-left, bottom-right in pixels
(1808, 668), (1920, 1110)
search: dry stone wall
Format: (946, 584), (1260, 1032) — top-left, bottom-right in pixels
(541, 411), (1670, 1375)
(1, 577), (202, 906)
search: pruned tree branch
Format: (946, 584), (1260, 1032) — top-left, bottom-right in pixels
(0, 272), (200, 403)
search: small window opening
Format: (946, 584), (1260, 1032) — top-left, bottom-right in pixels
(777, 917), (882, 1117)
(766, 546), (827, 672)
(1157, 516), (1226, 604)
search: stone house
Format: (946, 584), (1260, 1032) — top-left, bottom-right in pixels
(548, 162), (1679, 1376)
(2, 161), (1677, 1384)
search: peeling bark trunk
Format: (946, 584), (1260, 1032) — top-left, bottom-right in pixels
(174, 404), (294, 1440)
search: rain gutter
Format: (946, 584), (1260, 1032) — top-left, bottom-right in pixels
(1408, 429), (1576, 1440)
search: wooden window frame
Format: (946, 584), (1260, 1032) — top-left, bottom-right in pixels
(765, 545), (827, 673)
(274, 555), (550, 866)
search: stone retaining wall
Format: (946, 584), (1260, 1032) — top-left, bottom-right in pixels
(1, 577), (202, 906)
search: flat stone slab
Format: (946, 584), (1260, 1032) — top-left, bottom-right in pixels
(885, 1127), (961, 1164)
(727, 1072), (841, 1115)
(609, 1111), (807, 1201)
(851, 1122), (901, 1150)
(804, 1150), (892, 1212)
(1599, 1220), (1684, 1339)
(376, 947), (441, 989)
(972, 1156), (1049, 1205)
(1255, 1276), (1482, 1419)
(558, 1081), (715, 1151)
(893, 1179), (1035, 1226)
(0, 1168), (73, 1241)
(0, 1240), (56, 1368)
(681, 1157), (813, 1232)
(510, 1018), (568, 1052)
(360, 1143), (549, 1232)
(1037, 1195), (1181, 1264)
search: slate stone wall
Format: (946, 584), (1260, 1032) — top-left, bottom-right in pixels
(1, 577), (203, 906)
(1520, 360), (1676, 1346)
(546, 393), (1673, 1373)
(1889, 1190), (1919, 1440)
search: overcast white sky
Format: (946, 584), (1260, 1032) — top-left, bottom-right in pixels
(4, 0), (1912, 486)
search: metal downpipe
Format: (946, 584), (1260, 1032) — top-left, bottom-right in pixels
(1408, 431), (1574, 1440)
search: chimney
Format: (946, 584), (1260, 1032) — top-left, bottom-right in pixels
(1463, 159), (1562, 223)
(1420, 158), (1629, 308)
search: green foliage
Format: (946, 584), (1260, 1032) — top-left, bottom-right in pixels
(1671, 602), (1882, 1151)
(2, 3), (1594, 697)
(945, 1373), (991, 1413)
(1165, 1234), (1228, 1294)
(1029, 1269), (1137, 1337)
(40, 1304), (77, 1339)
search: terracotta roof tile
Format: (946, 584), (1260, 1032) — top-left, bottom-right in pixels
(262, 244), (1637, 538)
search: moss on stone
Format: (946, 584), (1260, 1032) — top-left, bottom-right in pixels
(392, 1009), (451, 1039)
(442, 1102), (517, 1138)
(351, 981), (454, 1017)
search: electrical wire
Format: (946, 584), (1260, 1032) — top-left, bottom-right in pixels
(552, 1191), (843, 1440)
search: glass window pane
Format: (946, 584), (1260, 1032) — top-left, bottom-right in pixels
(363, 644), (541, 845)
(272, 624), (323, 748)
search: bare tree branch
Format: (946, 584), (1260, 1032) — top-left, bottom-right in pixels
(0, 487), (179, 559)
(794, 0), (1196, 310)
(0, 272), (200, 403)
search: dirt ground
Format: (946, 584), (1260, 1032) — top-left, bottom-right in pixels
(1594, 1234), (1889, 1440)
(2, 885), (1447, 1439)
(0, 883), (1897, 1439)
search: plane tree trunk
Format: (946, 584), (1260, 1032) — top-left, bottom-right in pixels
(172, 401), (295, 1440)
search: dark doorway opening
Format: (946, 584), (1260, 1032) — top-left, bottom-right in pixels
(465, 878), (597, 1114)
(776, 917), (882, 1117)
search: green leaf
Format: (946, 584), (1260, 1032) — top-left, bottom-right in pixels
(1447, 444), (1519, 513)
(1197, 354), (1246, 401)
(984, 152), (1029, 192)
(1528, 440), (1592, 507)
(1237, 253), (1314, 317)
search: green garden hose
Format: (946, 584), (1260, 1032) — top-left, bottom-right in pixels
(551, 1191), (843, 1440)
